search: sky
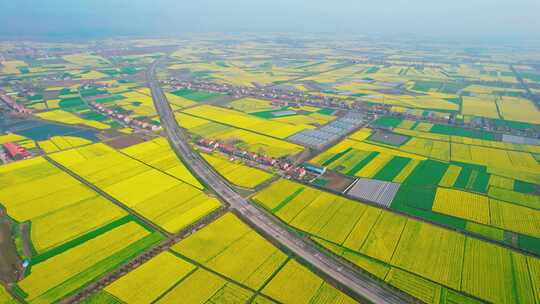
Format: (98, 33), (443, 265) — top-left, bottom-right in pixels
(1, 0), (539, 41)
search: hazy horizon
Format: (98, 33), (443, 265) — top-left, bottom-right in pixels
(1, 0), (539, 43)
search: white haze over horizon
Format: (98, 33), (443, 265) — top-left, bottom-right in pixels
(1, 0), (539, 42)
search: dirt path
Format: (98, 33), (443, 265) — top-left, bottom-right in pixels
(19, 222), (33, 260)
(0, 215), (22, 284)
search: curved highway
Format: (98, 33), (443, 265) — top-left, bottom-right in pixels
(147, 61), (413, 304)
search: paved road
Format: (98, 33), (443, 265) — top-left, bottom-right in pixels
(510, 64), (540, 111)
(147, 61), (413, 304)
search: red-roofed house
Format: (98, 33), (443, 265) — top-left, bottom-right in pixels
(3, 142), (31, 160)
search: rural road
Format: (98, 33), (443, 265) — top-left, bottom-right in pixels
(147, 60), (413, 304)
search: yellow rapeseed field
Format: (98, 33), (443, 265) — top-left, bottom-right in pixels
(183, 105), (312, 139)
(0, 157), (126, 252)
(488, 186), (540, 209)
(391, 220), (465, 290)
(394, 128), (450, 141)
(432, 188), (490, 224)
(30, 195), (126, 252)
(272, 113), (334, 126)
(342, 208), (382, 251)
(262, 260), (356, 304)
(312, 139), (425, 166)
(438, 165), (462, 187)
(202, 153), (273, 189)
(359, 212), (407, 263)
(496, 96), (540, 124)
(62, 53), (110, 66)
(105, 252), (195, 303)
(51, 144), (221, 233)
(155, 268), (253, 304)
(18, 222), (150, 303)
(1, 60), (28, 74)
(488, 175), (514, 190)
(414, 122), (433, 132)
(228, 97), (277, 113)
(122, 138), (203, 189)
(384, 268), (442, 304)
(392, 159), (421, 183)
(451, 143), (540, 174)
(115, 91), (157, 116)
(174, 213), (287, 290)
(0, 285), (16, 303)
(462, 96), (500, 119)
(375, 94), (459, 112)
(354, 154), (394, 178)
(251, 179), (303, 210)
(490, 199), (540, 238)
(175, 112), (304, 157)
(165, 93), (196, 108)
(38, 136), (92, 153)
(400, 137), (450, 161)
(0, 133), (27, 144)
(36, 110), (110, 130)
(349, 128), (372, 142)
(528, 257), (540, 301)
(462, 238), (520, 304)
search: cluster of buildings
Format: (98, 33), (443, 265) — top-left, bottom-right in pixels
(166, 77), (540, 138)
(2, 142), (31, 161)
(196, 138), (309, 179)
(89, 102), (161, 132)
(0, 93), (32, 114)
(164, 79), (367, 111)
(379, 102), (540, 138)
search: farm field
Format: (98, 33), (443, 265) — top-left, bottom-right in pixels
(121, 137), (204, 189)
(311, 138), (425, 176)
(271, 111), (336, 127)
(490, 198), (540, 238)
(155, 267), (254, 304)
(37, 135), (93, 153)
(361, 94), (459, 112)
(228, 97), (277, 113)
(171, 213), (288, 290)
(461, 238), (537, 304)
(2, 36), (540, 304)
(461, 96), (500, 119)
(1, 60), (28, 74)
(16, 221), (162, 303)
(104, 252), (195, 303)
(82, 213), (357, 304)
(49, 143), (221, 233)
(62, 53), (110, 66)
(432, 188), (490, 224)
(306, 122), (540, 247)
(261, 260), (357, 304)
(170, 88), (224, 102)
(0, 157), (127, 253)
(182, 104), (313, 139)
(112, 90), (160, 117)
(168, 60), (302, 87)
(496, 96), (540, 124)
(201, 152), (273, 189)
(175, 112), (304, 157)
(0, 286), (17, 304)
(36, 110), (110, 130)
(173, 213), (357, 303)
(253, 178), (540, 303)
